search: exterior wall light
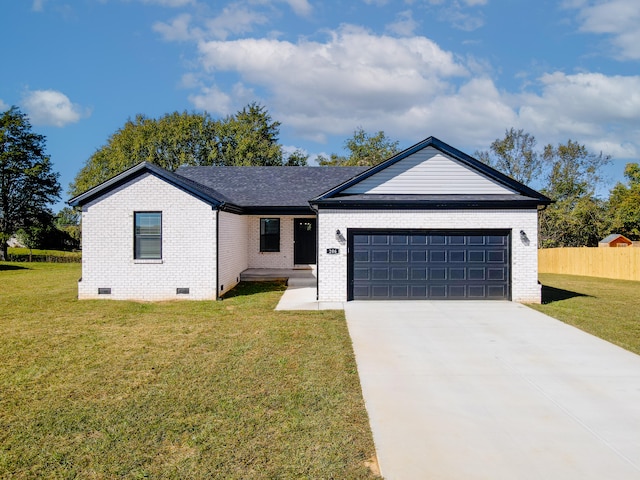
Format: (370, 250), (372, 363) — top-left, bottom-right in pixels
(520, 230), (530, 245)
(336, 229), (346, 243)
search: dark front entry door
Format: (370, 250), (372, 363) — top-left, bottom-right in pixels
(294, 218), (317, 265)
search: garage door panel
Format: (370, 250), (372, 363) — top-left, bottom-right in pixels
(430, 268), (446, 280)
(372, 268), (389, 280)
(354, 235), (370, 245)
(488, 285), (507, 298)
(411, 268), (427, 280)
(350, 230), (510, 300)
(392, 250), (408, 262)
(450, 251), (466, 262)
(429, 285), (447, 298)
(469, 285), (486, 298)
(371, 285), (390, 298)
(354, 268), (370, 280)
(449, 285), (466, 298)
(450, 268), (466, 280)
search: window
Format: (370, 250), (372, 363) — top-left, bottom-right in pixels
(260, 218), (280, 252)
(134, 212), (162, 259)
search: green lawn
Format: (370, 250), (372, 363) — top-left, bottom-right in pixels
(0, 263), (378, 479)
(530, 274), (640, 355)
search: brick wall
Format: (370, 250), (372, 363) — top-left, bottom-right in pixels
(317, 208), (541, 303)
(218, 211), (249, 295)
(247, 215), (315, 268)
(79, 173), (217, 300)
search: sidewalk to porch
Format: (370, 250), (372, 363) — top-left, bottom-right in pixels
(239, 268), (344, 310)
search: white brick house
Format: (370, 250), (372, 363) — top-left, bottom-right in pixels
(69, 137), (551, 303)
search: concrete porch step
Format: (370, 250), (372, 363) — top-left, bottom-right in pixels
(239, 268), (317, 286)
(287, 277), (317, 287)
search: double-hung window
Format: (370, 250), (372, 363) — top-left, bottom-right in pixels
(260, 218), (280, 252)
(134, 212), (162, 259)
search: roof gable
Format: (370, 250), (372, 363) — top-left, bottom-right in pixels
(68, 162), (226, 208)
(315, 137), (551, 204)
(599, 234), (632, 244)
(342, 146), (514, 195)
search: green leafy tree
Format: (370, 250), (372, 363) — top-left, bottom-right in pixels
(55, 206), (82, 247)
(475, 128), (542, 185)
(70, 111), (220, 196)
(0, 106), (61, 260)
(607, 163), (640, 240)
(539, 140), (611, 247)
(15, 213), (52, 261)
(70, 103), (287, 197)
(319, 128), (399, 166)
(284, 149), (309, 166)
(215, 102), (283, 166)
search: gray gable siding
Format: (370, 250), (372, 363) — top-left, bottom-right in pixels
(342, 147), (515, 195)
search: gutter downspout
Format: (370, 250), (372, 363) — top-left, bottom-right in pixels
(309, 202), (320, 301)
(215, 204), (221, 301)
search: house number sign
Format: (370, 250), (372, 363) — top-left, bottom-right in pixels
(326, 248), (340, 254)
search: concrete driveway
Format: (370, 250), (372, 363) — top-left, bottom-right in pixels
(345, 301), (640, 480)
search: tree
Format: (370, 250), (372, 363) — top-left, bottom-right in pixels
(607, 163), (640, 240)
(55, 206), (82, 248)
(15, 213), (51, 262)
(539, 140), (611, 247)
(0, 106), (61, 260)
(215, 102), (283, 166)
(318, 127), (400, 166)
(70, 103), (287, 197)
(475, 128), (542, 185)
(284, 149), (309, 166)
(70, 111), (220, 196)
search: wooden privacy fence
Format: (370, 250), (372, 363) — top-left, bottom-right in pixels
(539, 247), (640, 281)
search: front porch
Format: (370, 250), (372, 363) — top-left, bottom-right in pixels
(239, 267), (317, 287)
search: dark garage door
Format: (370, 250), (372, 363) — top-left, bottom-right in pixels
(349, 230), (511, 300)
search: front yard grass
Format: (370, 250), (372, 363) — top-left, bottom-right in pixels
(530, 273), (640, 355)
(0, 262), (378, 479)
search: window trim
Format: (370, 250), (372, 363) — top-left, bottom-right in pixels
(134, 211), (162, 260)
(260, 218), (280, 252)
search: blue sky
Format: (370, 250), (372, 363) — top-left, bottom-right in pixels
(2, 0), (639, 209)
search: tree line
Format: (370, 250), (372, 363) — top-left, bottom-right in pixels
(475, 128), (638, 247)
(1, 104), (638, 260)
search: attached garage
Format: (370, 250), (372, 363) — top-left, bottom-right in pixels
(313, 137), (552, 304)
(349, 230), (510, 300)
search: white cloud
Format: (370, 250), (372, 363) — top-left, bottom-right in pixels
(153, 13), (199, 41)
(516, 72), (640, 157)
(193, 25), (490, 141)
(204, 4), (269, 40)
(568, 0), (640, 60)
(0, 99), (8, 111)
(283, 0), (312, 16)
(386, 10), (419, 37)
(22, 90), (87, 127)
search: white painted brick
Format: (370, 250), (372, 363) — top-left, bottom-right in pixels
(79, 173), (217, 300)
(218, 211), (249, 296)
(316, 208), (541, 303)
(247, 215), (315, 269)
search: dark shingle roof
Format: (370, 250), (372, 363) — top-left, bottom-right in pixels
(175, 166), (368, 208)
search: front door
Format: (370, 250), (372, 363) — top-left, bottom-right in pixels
(294, 218), (317, 265)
